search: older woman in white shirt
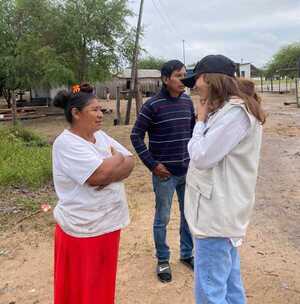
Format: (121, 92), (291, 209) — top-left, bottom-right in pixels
(52, 83), (134, 304)
(181, 55), (266, 304)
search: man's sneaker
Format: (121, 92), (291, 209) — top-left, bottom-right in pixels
(180, 256), (194, 271)
(157, 261), (172, 283)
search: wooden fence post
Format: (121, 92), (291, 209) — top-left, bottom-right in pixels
(295, 78), (300, 108)
(270, 77), (273, 92)
(297, 59), (300, 107)
(114, 86), (121, 125)
(11, 91), (17, 126)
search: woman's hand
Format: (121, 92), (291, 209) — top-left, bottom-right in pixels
(197, 99), (209, 122)
(110, 146), (125, 162)
(110, 146), (118, 156)
(87, 147), (125, 187)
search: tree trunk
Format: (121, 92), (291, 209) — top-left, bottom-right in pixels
(78, 39), (88, 82)
(3, 88), (12, 108)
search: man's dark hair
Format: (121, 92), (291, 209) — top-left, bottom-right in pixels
(161, 60), (185, 78)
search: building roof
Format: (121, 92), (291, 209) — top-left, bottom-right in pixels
(118, 69), (161, 79)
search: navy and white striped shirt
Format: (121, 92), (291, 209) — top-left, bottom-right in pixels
(130, 87), (195, 176)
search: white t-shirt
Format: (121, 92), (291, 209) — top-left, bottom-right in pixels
(52, 129), (132, 238)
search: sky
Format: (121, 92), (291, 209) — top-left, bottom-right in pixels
(127, 0), (300, 68)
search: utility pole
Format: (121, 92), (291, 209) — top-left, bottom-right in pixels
(182, 40), (186, 64)
(125, 0), (144, 125)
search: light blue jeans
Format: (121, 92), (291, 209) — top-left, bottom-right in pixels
(152, 174), (193, 262)
(194, 237), (246, 304)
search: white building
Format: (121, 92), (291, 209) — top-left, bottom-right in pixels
(238, 63), (260, 78)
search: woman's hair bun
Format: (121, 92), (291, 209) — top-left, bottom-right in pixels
(53, 90), (71, 109)
(80, 82), (94, 94)
(53, 83), (94, 109)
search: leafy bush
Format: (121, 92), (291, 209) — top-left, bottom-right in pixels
(0, 126), (52, 188)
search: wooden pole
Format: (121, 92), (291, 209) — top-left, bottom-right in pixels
(295, 78), (300, 108)
(134, 72), (143, 116)
(125, 0), (144, 125)
(182, 40), (186, 64)
(270, 77), (273, 92)
(297, 59), (300, 107)
(11, 90), (17, 126)
(260, 74), (263, 93)
(114, 86), (121, 125)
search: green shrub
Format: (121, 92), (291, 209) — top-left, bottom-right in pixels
(0, 125), (48, 147)
(0, 126), (52, 188)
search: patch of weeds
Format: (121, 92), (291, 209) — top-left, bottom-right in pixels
(0, 126), (52, 188)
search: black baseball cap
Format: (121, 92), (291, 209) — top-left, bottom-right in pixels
(181, 54), (237, 88)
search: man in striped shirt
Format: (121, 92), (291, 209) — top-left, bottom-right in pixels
(130, 60), (195, 283)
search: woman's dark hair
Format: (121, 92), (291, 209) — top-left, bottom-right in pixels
(53, 83), (96, 123)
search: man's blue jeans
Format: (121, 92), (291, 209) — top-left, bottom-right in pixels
(152, 174), (193, 262)
(194, 237), (246, 304)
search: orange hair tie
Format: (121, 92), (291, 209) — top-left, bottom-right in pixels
(72, 84), (80, 94)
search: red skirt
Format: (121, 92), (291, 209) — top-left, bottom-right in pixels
(54, 225), (121, 304)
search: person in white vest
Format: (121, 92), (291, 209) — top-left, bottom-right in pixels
(181, 55), (266, 304)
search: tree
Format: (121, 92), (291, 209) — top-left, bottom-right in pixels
(0, 0), (17, 107)
(53, 0), (134, 83)
(0, 0), (135, 109)
(265, 42), (300, 78)
(138, 56), (166, 70)
(16, 0), (75, 87)
(0, 0), (71, 107)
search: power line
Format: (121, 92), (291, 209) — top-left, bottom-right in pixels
(156, 0), (181, 36)
(156, 0), (193, 49)
(150, 0), (185, 59)
(150, 0), (193, 62)
(150, 0), (175, 36)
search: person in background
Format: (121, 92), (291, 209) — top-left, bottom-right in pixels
(52, 83), (134, 304)
(181, 55), (266, 304)
(131, 60), (195, 283)
(105, 87), (111, 102)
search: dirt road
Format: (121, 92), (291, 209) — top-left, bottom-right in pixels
(0, 93), (299, 304)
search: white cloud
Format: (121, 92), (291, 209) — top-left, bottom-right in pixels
(128, 0), (300, 68)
